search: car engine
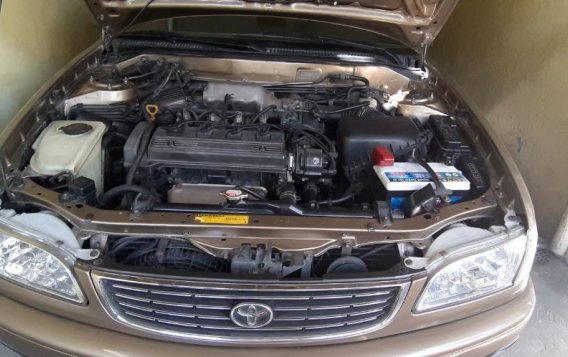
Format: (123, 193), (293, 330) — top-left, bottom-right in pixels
(18, 56), (491, 278)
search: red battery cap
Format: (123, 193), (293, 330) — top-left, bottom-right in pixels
(373, 146), (395, 166)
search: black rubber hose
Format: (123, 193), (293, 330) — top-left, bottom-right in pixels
(234, 185), (267, 201)
(319, 103), (369, 115)
(222, 94), (231, 123)
(252, 105), (277, 124)
(317, 192), (355, 206)
(153, 65), (174, 97)
(99, 185), (152, 207)
(346, 75), (369, 104)
(197, 109), (221, 121)
(126, 122), (155, 185)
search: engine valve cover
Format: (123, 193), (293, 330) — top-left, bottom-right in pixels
(139, 125), (287, 173)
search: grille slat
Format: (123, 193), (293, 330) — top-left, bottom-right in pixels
(117, 301), (231, 320)
(112, 282), (396, 299)
(112, 284), (395, 309)
(120, 304), (388, 331)
(115, 295), (390, 321)
(115, 292), (233, 310)
(98, 277), (403, 340)
(273, 306), (388, 321)
(119, 301), (387, 326)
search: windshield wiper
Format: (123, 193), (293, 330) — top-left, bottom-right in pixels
(115, 31), (416, 69)
(310, 36), (404, 65)
(228, 33), (406, 65)
(116, 31), (268, 54)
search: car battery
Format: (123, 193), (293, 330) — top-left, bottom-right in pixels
(373, 162), (471, 210)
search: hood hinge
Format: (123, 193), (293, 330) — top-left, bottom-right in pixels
(419, 44), (428, 69)
(418, 29), (434, 68)
(418, 31), (431, 69)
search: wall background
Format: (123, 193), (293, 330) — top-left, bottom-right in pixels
(0, 0), (99, 130)
(430, 1), (568, 240)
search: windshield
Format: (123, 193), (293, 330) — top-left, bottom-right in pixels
(128, 15), (410, 51)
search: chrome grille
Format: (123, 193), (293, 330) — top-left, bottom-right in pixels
(94, 274), (407, 342)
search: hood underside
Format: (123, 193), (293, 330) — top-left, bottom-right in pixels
(86, 0), (458, 51)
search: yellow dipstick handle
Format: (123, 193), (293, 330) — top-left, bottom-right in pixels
(145, 104), (159, 121)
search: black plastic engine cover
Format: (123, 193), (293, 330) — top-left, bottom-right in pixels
(338, 112), (424, 166)
(142, 126), (287, 173)
(429, 115), (472, 165)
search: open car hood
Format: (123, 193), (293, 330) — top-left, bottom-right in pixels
(86, 0), (458, 52)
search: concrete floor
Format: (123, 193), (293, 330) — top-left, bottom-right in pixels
(500, 254), (568, 356)
(1, 254), (567, 356)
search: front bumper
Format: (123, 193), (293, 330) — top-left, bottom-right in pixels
(0, 280), (534, 357)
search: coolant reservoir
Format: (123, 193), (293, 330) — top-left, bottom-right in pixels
(30, 121), (106, 194)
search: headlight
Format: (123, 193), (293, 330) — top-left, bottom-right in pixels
(415, 235), (526, 312)
(0, 224), (86, 304)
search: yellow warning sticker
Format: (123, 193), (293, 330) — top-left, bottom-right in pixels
(194, 214), (249, 225)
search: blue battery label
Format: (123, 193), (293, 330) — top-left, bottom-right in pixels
(385, 172), (467, 183)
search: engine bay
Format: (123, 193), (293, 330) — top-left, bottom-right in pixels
(4, 54), (500, 279)
(28, 57), (488, 218)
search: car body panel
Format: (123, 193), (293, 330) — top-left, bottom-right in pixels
(0, 280), (535, 356)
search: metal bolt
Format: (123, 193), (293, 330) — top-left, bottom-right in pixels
(341, 234), (356, 244)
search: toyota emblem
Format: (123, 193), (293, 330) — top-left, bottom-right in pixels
(230, 302), (274, 329)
